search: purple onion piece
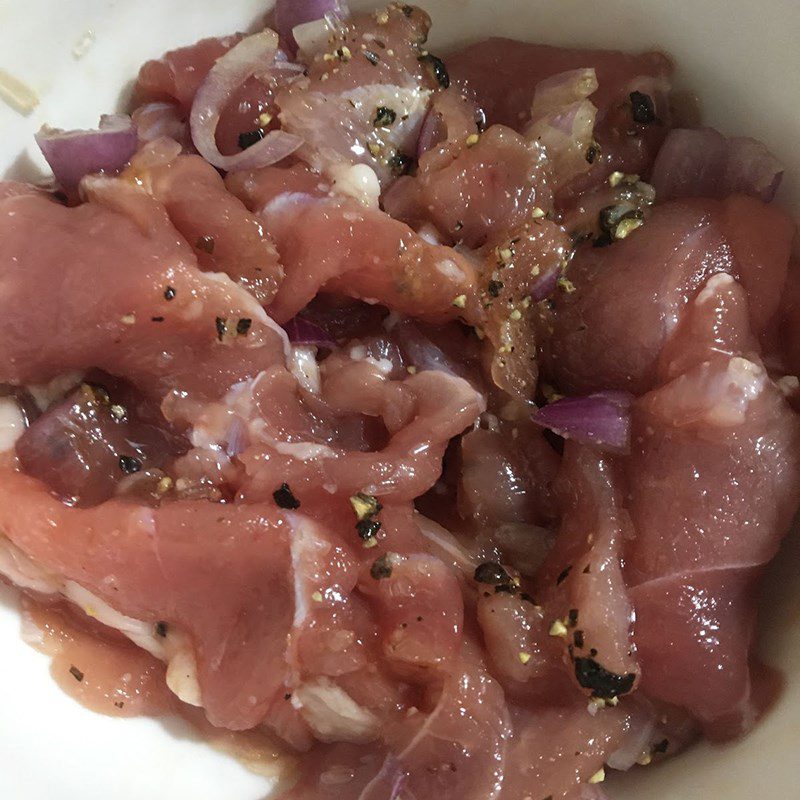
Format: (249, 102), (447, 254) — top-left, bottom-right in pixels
(650, 127), (784, 203)
(35, 114), (138, 192)
(393, 318), (463, 377)
(189, 30), (303, 172)
(416, 106), (447, 158)
(530, 266), (561, 302)
(388, 765), (407, 800)
(275, 0), (350, 55)
(283, 316), (336, 348)
(225, 417), (248, 458)
(532, 390), (633, 453)
(131, 102), (188, 147)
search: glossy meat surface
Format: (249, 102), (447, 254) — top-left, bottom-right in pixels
(1, 3), (799, 797)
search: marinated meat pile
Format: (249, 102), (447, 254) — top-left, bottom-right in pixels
(1, 4), (798, 799)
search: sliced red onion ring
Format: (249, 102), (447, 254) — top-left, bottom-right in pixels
(35, 114), (137, 191)
(530, 265), (561, 302)
(531, 68), (598, 118)
(189, 30), (303, 172)
(651, 127), (784, 202)
(393, 318), (464, 377)
(131, 102), (188, 147)
(532, 390), (633, 453)
(416, 107), (447, 158)
(283, 316), (336, 348)
(225, 417), (248, 458)
(275, 0), (350, 55)
(416, 93), (481, 159)
(387, 760), (407, 800)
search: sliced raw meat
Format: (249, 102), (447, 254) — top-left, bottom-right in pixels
(136, 35), (244, 111)
(0, 469), (294, 730)
(447, 38), (673, 190)
(545, 197), (794, 395)
(538, 444), (639, 700)
(0, 180), (49, 200)
(479, 222), (572, 400)
(246, 193), (484, 325)
(0, 188), (286, 402)
(358, 654), (512, 800)
(446, 39), (671, 132)
(15, 381), (183, 507)
(125, 144), (285, 304)
(234, 360), (485, 502)
(625, 276), (800, 736)
(226, 162), (330, 211)
(476, 591), (561, 689)
(359, 553), (463, 676)
(383, 124), (552, 248)
(459, 420), (560, 526)
(502, 701), (630, 800)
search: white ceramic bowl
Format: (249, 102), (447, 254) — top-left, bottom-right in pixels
(1, 1), (798, 798)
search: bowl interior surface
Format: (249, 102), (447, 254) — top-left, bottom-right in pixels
(0, 1), (798, 798)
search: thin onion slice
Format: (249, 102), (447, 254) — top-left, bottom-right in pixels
(131, 102), (188, 147)
(189, 30), (303, 172)
(526, 68), (598, 186)
(416, 106), (447, 158)
(416, 92), (480, 159)
(532, 390), (633, 453)
(530, 264), (561, 302)
(275, 0), (350, 55)
(393, 318), (464, 377)
(35, 114), (137, 191)
(650, 127), (783, 202)
(283, 316), (336, 348)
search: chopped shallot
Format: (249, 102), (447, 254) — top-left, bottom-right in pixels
(35, 115), (137, 191)
(533, 390), (633, 453)
(189, 31), (303, 171)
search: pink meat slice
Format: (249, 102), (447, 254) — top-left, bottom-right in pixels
(445, 39), (676, 211)
(0, 469), (293, 730)
(538, 444), (639, 699)
(360, 554), (463, 675)
(0, 180), (50, 200)
(502, 701), (630, 800)
(383, 124), (552, 248)
(231, 162), (570, 402)
(225, 162), (330, 210)
(0, 188), (286, 402)
(459, 421), (560, 526)
(135, 35), (244, 112)
(235, 359), (485, 502)
(625, 275), (800, 737)
(15, 381), (184, 507)
(545, 196), (794, 395)
(128, 146), (285, 304)
(476, 591), (564, 693)
(357, 654), (512, 800)
(276, 507), (409, 747)
(242, 192), (483, 325)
